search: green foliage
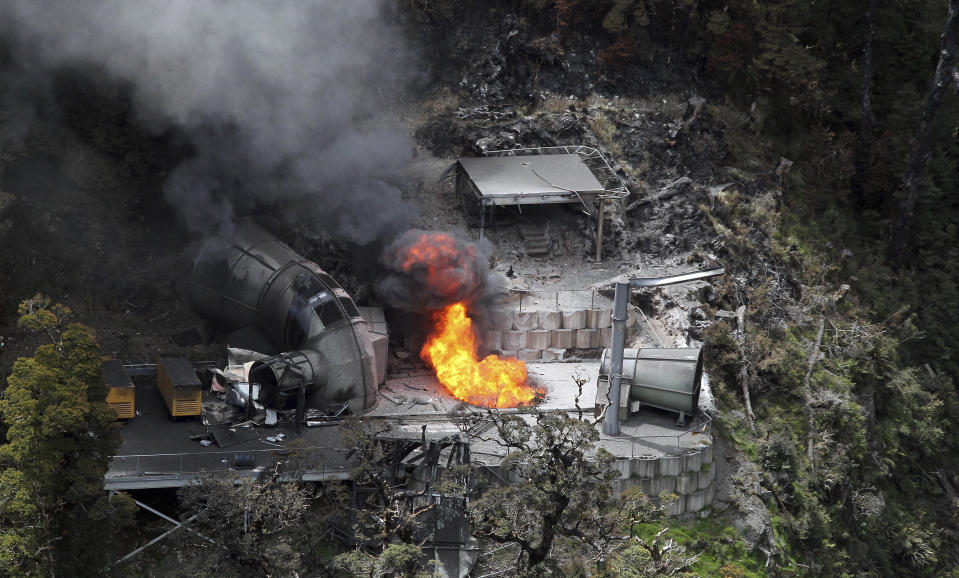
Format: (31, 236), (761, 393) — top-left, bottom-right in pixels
(587, 113), (619, 152)
(462, 411), (688, 574)
(880, 368), (944, 453)
(466, 411), (619, 571)
(173, 466), (314, 576)
(0, 296), (130, 576)
(631, 517), (767, 577)
(334, 542), (436, 578)
(16, 293), (71, 346)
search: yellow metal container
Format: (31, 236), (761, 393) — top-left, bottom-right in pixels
(103, 359), (135, 419)
(156, 357), (202, 418)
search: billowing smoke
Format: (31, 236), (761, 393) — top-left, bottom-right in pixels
(0, 0), (417, 245)
(376, 230), (506, 313)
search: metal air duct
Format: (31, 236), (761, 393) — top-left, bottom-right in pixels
(188, 221), (377, 412)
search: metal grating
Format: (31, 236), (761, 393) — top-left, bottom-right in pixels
(174, 400), (201, 415)
(111, 402), (134, 419)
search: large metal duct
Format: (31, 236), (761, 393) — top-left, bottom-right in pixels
(188, 221), (377, 412)
(598, 348), (703, 424)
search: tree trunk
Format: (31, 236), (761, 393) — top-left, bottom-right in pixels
(527, 495), (568, 568)
(802, 318), (826, 474)
(851, 0), (876, 210)
(735, 305), (757, 433)
(888, 0), (959, 265)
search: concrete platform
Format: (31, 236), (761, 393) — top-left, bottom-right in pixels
(370, 362), (711, 462)
(106, 362), (712, 492)
(105, 376), (352, 490)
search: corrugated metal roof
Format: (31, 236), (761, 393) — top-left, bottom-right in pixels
(458, 154), (606, 198)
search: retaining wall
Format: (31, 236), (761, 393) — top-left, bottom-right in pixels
(484, 304), (639, 361)
(609, 444), (716, 515)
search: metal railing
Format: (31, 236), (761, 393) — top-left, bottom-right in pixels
(600, 413), (713, 459)
(106, 448), (352, 480)
(509, 288), (613, 313)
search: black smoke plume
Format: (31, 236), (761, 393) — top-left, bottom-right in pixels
(0, 0), (418, 246)
(376, 229), (506, 314)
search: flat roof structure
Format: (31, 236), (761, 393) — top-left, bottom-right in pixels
(457, 154), (606, 207)
(454, 146), (631, 258)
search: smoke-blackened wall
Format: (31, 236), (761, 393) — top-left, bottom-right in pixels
(0, 0), (418, 245)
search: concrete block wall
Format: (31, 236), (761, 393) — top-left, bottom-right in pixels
(484, 304), (639, 360)
(479, 444), (716, 518)
(611, 444), (716, 516)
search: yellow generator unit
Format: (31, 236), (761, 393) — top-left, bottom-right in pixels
(103, 359), (135, 419)
(156, 357), (202, 418)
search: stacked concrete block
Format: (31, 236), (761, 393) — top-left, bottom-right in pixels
(541, 348), (566, 361)
(609, 460), (631, 480)
(636, 477), (652, 496)
(483, 329), (502, 350)
(697, 465), (716, 490)
(551, 329), (575, 349)
(490, 309), (514, 330)
(600, 327), (612, 347)
(497, 349), (518, 358)
(561, 310), (588, 329)
(487, 292), (638, 358)
(518, 349), (542, 361)
(512, 311), (539, 331)
(701, 444), (713, 465)
(527, 329), (551, 351)
(658, 456), (684, 477)
(501, 330), (528, 351)
(614, 446), (716, 515)
(684, 489), (710, 513)
(538, 310), (562, 330)
(650, 476), (676, 496)
(631, 458), (658, 478)
(587, 308), (612, 328)
(576, 328), (600, 349)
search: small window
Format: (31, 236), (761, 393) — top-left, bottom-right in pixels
(312, 293), (345, 327)
(339, 297), (361, 318)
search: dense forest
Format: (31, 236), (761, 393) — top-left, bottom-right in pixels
(1, 0), (958, 576)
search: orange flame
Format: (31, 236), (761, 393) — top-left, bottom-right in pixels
(398, 231), (477, 299)
(421, 303), (538, 408)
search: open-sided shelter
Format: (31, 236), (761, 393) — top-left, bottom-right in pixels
(454, 146), (629, 257)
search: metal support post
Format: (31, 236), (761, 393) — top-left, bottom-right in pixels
(604, 281), (629, 435)
(595, 199), (606, 261)
(479, 202), (486, 240)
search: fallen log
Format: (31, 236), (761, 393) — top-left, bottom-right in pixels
(626, 176), (692, 211)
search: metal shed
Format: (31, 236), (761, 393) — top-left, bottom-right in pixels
(454, 146), (630, 259)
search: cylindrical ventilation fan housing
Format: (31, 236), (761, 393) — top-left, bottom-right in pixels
(599, 348), (703, 418)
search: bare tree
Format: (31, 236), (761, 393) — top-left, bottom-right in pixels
(888, 0), (959, 265)
(851, 0), (877, 210)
